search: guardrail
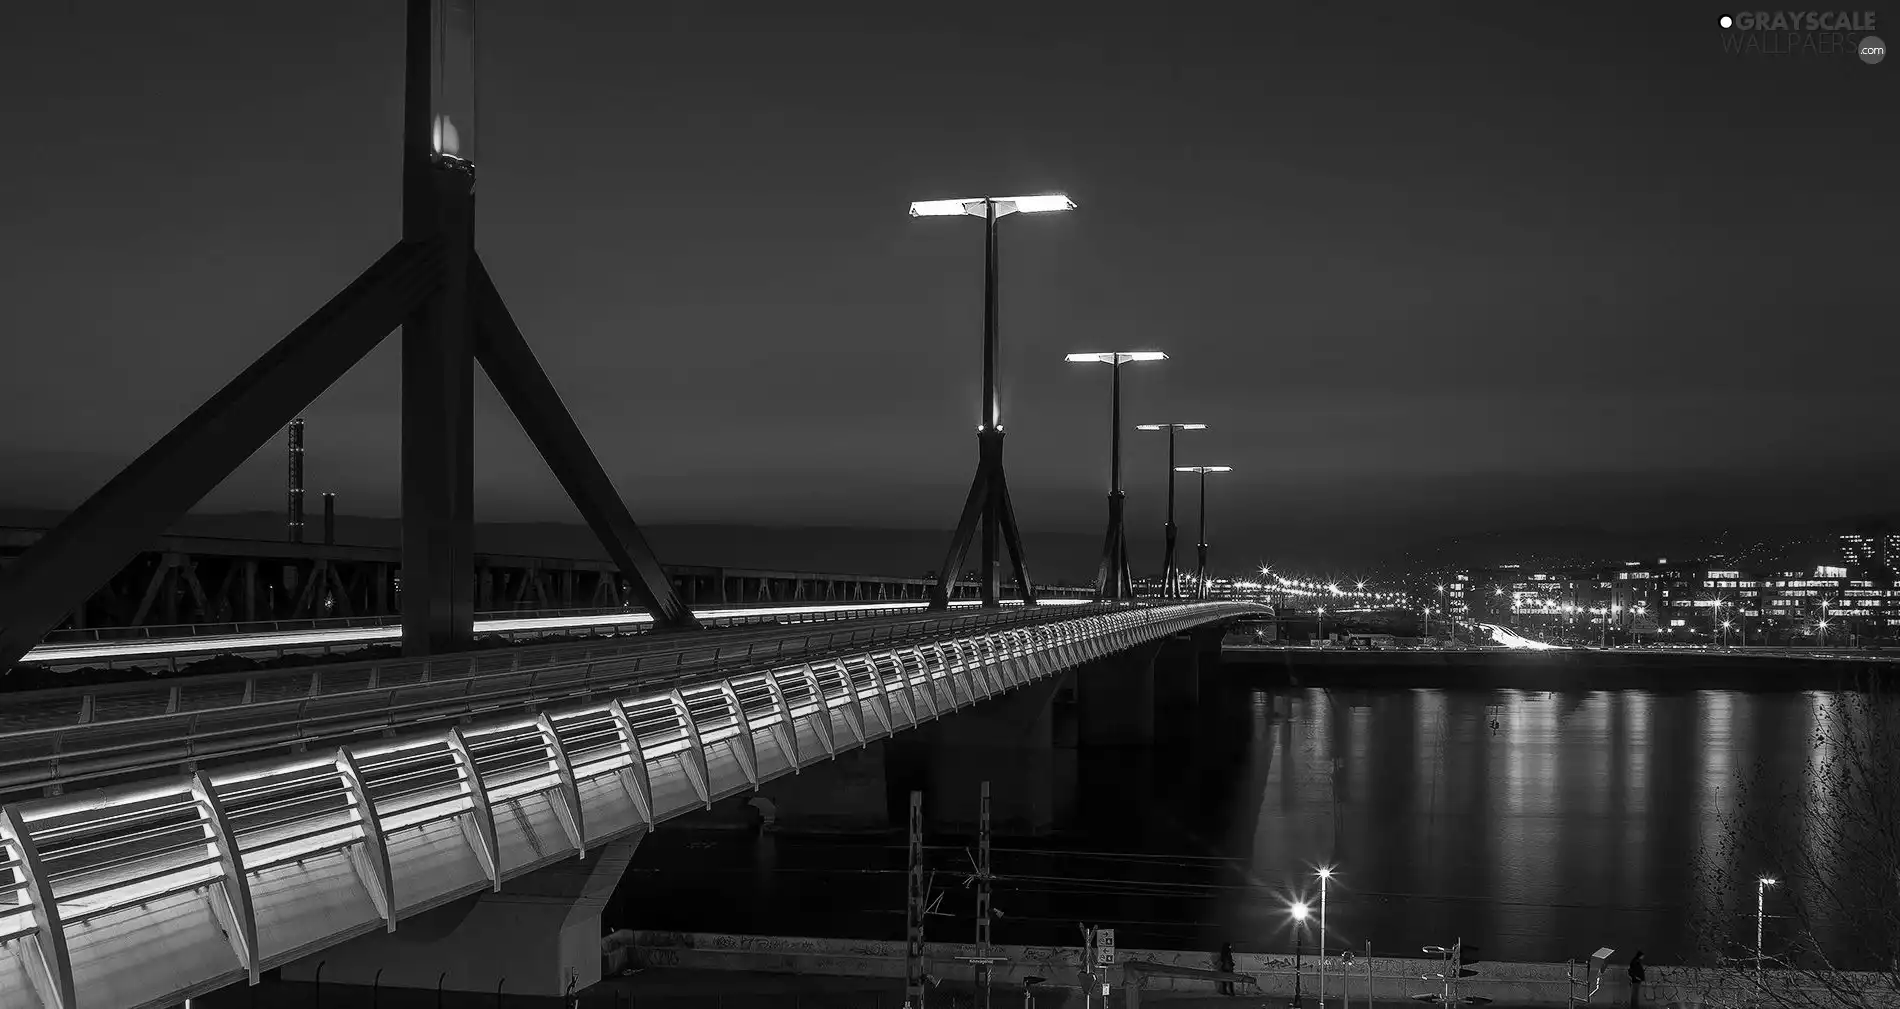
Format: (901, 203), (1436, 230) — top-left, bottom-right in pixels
(0, 600), (1262, 1009)
(0, 603), (1123, 800)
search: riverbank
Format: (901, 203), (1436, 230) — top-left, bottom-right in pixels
(1222, 645), (1894, 690)
(603, 931), (1866, 1009)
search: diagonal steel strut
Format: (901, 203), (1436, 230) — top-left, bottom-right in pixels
(470, 257), (699, 630)
(0, 240), (443, 671)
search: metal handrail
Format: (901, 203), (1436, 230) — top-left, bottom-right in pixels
(1, 600), (1259, 1009)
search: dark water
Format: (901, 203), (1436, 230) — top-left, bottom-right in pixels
(609, 676), (1872, 966)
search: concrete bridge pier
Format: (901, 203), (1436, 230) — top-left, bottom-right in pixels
(887, 674), (1068, 835)
(1192, 624), (1227, 697)
(1154, 633), (1202, 736)
(743, 741), (892, 833)
(274, 837), (642, 1006)
(1076, 639), (1165, 746)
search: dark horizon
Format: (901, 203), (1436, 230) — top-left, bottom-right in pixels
(2, 501), (1882, 581)
(1, 1), (1893, 569)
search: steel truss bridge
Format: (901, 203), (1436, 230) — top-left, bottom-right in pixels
(0, 599), (1259, 1009)
(0, 526), (1090, 641)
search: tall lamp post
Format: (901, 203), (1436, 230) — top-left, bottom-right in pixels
(1066, 352), (1168, 601)
(1317, 867), (1335, 1008)
(1757, 875), (1777, 994)
(911, 194), (1076, 611)
(1175, 465), (1232, 600)
(1138, 423), (1206, 597)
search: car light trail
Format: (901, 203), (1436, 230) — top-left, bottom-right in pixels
(1482, 622), (1563, 650)
(24, 598), (1093, 665)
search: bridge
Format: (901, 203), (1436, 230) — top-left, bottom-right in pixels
(0, 3), (1269, 1007)
(0, 598), (1256, 1009)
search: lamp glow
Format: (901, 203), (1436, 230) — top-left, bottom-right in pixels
(909, 194), (1076, 217)
(1012, 194), (1076, 212)
(909, 199), (975, 217)
(1067, 352), (1168, 364)
(1174, 465), (1233, 473)
(1136, 423), (1208, 431)
(1290, 901), (1310, 921)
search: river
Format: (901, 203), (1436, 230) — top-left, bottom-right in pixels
(608, 673), (1877, 967)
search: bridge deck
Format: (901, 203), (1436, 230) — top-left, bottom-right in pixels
(0, 600), (1261, 1009)
(1, 603), (1095, 801)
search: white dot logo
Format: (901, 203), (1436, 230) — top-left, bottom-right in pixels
(1720, 15), (1734, 28)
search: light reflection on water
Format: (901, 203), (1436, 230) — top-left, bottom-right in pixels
(612, 682), (1868, 965)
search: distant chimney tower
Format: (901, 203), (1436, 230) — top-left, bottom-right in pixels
(287, 418), (306, 543)
(322, 492), (337, 546)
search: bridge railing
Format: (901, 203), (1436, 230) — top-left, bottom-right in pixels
(0, 600), (1261, 1009)
(0, 603), (1132, 801)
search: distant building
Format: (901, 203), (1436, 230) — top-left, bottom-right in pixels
(1841, 526), (1900, 578)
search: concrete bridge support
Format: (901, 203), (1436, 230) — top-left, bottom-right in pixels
(1076, 639), (1164, 746)
(275, 837), (641, 1006)
(1192, 623), (1227, 696)
(747, 742), (891, 833)
(1154, 633), (1201, 732)
(898, 674), (1068, 835)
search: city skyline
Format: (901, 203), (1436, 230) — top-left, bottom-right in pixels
(0, 2), (1893, 569)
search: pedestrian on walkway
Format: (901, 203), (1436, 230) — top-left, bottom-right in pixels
(1217, 942), (1237, 996)
(1627, 950), (1646, 1008)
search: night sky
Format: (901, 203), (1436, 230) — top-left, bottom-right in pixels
(0, 2), (1893, 568)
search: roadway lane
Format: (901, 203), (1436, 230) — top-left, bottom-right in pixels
(20, 597), (1090, 668)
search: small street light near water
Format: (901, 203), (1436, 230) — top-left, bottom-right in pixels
(1290, 901), (1312, 1008)
(1757, 875), (1778, 993)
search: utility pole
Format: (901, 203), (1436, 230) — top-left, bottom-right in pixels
(976, 781), (995, 1009)
(906, 791), (926, 1009)
(1080, 925), (1097, 1009)
(959, 781), (1007, 1009)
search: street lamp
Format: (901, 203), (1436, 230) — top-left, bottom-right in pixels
(1317, 867), (1335, 1008)
(1067, 352), (1169, 601)
(1174, 465), (1232, 600)
(1290, 901), (1311, 1007)
(1316, 606), (1326, 644)
(910, 194), (1075, 611)
(1757, 876), (1778, 993)
(1139, 423), (1207, 597)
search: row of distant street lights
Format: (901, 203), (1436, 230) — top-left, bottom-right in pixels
(909, 194), (1231, 600)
